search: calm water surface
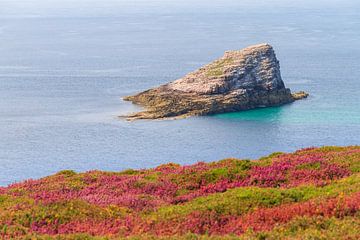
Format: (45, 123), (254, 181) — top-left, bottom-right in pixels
(0, 0), (359, 185)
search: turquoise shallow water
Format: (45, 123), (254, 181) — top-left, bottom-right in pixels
(0, 0), (359, 185)
(214, 105), (360, 125)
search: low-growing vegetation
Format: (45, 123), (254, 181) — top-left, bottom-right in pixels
(0, 146), (359, 239)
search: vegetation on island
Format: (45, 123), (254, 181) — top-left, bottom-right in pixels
(0, 146), (359, 239)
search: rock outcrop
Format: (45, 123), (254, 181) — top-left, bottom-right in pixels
(123, 43), (308, 120)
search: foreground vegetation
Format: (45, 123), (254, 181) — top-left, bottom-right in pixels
(1, 146), (359, 239)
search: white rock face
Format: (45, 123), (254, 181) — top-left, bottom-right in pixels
(167, 43), (285, 95)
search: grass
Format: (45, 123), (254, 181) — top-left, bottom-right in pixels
(0, 146), (359, 239)
(205, 57), (234, 78)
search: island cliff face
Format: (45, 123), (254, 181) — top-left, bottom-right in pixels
(124, 44), (308, 120)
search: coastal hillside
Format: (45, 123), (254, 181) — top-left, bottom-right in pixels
(1, 146), (359, 239)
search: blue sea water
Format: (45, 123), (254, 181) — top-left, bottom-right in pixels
(0, 0), (359, 185)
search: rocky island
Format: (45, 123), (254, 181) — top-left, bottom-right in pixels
(124, 43), (308, 120)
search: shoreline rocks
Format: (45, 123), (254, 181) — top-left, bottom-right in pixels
(123, 44), (308, 120)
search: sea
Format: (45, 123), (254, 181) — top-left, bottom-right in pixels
(0, 0), (359, 185)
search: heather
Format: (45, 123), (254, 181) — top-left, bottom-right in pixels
(0, 146), (359, 239)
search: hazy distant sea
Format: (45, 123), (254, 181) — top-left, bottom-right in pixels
(0, 0), (359, 185)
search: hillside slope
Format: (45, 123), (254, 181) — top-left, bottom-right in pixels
(1, 146), (359, 239)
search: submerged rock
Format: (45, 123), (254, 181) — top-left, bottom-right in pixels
(123, 43), (308, 120)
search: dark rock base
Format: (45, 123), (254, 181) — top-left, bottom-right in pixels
(123, 88), (308, 120)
